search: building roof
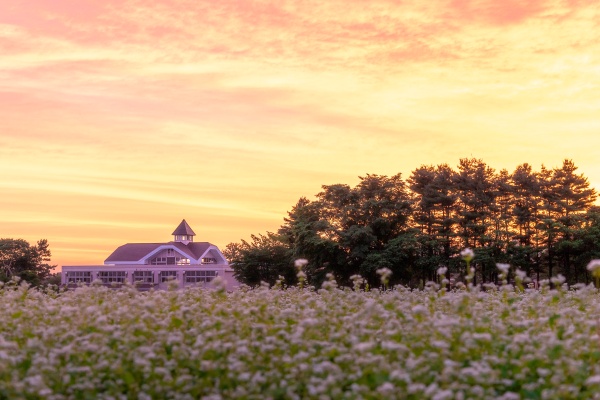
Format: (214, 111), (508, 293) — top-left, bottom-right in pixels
(103, 220), (224, 264)
(104, 241), (214, 263)
(172, 219), (196, 236)
(105, 243), (163, 263)
(172, 242), (212, 260)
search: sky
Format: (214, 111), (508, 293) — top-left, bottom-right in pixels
(2, 0), (600, 270)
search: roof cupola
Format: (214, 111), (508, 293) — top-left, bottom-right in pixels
(172, 219), (196, 244)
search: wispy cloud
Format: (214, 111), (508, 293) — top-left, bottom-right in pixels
(1, 0), (600, 267)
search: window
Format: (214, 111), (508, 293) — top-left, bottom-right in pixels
(151, 256), (189, 265)
(133, 271), (154, 284)
(184, 270), (217, 283)
(167, 249), (175, 256)
(98, 271), (127, 284)
(160, 271), (178, 282)
(202, 257), (217, 264)
(67, 271), (92, 284)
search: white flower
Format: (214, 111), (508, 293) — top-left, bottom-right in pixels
(460, 248), (474, 261)
(437, 267), (448, 276)
(432, 389), (455, 400)
(377, 382), (395, 395)
(411, 304), (427, 315)
(350, 274), (364, 290)
(376, 268), (392, 285)
(587, 259), (600, 273)
(354, 342), (374, 352)
(432, 340), (449, 349)
(498, 392), (520, 400)
(376, 268), (392, 279)
(294, 259), (309, 268)
(210, 275), (227, 292)
(496, 263), (510, 274)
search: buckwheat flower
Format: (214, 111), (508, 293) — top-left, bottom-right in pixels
(408, 383), (427, 394)
(354, 342), (374, 352)
(537, 368), (550, 377)
(238, 372), (251, 381)
(499, 392), (520, 400)
(437, 267), (448, 276)
(294, 259), (309, 269)
(376, 268), (392, 280)
(377, 382), (395, 395)
(210, 275), (227, 292)
(472, 332), (492, 341)
(551, 274), (566, 285)
(432, 389), (455, 400)
(587, 375), (600, 385)
(376, 268), (392, 287)
(496, 263), (510, 274)
(411, 304), (427, 315)
(460, 248), (474, 262)
(515, 269), (527, 280)
(587, 260), (600, 277)
(432, 340), (449, 350)
(350, 274), (364, 291)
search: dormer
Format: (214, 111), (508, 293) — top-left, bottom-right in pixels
(172, 219), (196, 244)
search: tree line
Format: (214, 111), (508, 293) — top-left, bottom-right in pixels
(224, 158), (600, 288)
(0, 238), (58, 287)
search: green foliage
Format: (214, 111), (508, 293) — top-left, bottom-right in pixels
(223, 232), (296, 287)
(361, 231), (420, 286)
(227, 159), (600, 287)
(0, 238), (54, 287)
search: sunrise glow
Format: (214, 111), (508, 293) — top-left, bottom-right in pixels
(2, 0), (600, 269)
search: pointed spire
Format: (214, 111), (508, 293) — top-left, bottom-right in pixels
(172, 219), (196, 243)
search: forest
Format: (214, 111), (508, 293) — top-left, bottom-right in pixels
(224, 158), (600, 288)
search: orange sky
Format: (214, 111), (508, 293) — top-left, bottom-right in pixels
(2, 0), (600, 270)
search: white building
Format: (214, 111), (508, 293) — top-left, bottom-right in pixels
(61, 220), (240, 291)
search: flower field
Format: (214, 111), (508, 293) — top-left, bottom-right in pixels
(3, 276), (600, 399)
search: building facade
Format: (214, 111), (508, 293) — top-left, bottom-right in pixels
(61, 220), (240, 291)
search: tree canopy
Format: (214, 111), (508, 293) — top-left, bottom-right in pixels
(0, 238), (54, 287)
(227, 159), (599, 288)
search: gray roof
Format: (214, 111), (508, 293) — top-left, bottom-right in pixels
(172, 219), (196, 236)
(173, 242), (212, 260)
(105, 243), (163, 263)
(104, 241), (213, 263)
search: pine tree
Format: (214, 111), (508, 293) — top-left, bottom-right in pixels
(551, 160), (597, 283)
(453, 158), (496, 284)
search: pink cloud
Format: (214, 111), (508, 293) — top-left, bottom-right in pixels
(448, 0), (548, 25)
(0, 1), (116, 36)
(3, 0), (595, 73)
